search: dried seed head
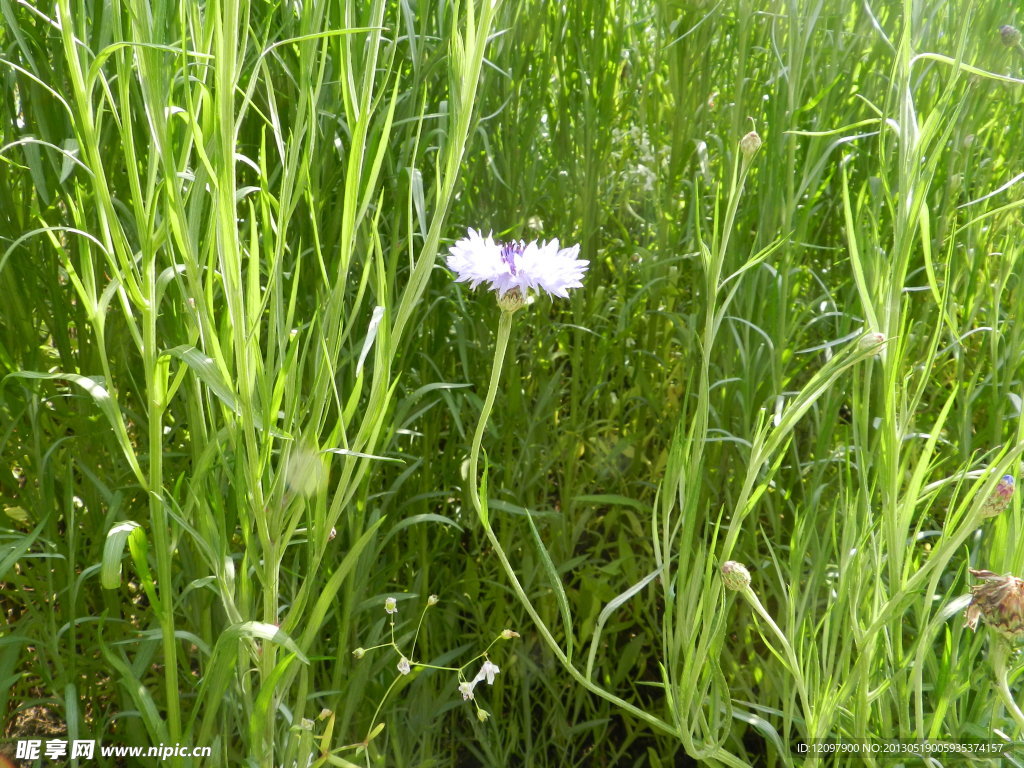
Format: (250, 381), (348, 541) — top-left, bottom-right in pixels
(721, 561), (752, 591)
(1001, 25), (1022, 47)
(964, 569), (1024, 642)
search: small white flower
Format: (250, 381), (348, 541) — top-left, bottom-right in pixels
(458, 681), (475, 700)
(397, 656), (411, 675)
(447, 228), (588, 300)
(471, 660), (500, 686)
(384, 597), (397, 614)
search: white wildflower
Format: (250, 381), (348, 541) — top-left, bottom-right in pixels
(471, 659), (500, 686)
(447, 228), (588, 300)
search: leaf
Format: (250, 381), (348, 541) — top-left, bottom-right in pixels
(524, 509), (575, 662)
(2, 371), (144, 484)
(3, 506), (29, 524)
(100, 520), (139, 589)
(585, 568), (660, 681)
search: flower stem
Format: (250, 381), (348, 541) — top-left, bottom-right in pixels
(468, 310), (515, 528)
(465, 309), (751, 766)
(740, 587), (814, 739)
(991, 639), (1024, 734)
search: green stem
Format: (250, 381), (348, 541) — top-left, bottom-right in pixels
(741, 588), (813, 743)
(467, 310), (515, 528)
(991, 640), (1024, 734)
(466, 306), (749, 767)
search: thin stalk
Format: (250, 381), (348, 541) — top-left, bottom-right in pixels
(991, 641), (1024, 734)
(466, 307), (751, 767)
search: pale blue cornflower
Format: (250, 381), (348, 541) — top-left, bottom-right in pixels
(447, 228), (588, 302)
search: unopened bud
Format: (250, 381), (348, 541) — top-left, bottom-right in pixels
(497, 288), (527, 314)
(740, 130), (762, 159)
(352, 647), (365, 659)
(721, 561), (751, 591)
(980, 475), (1015, 518)
(859, 332), (885, 351)
(500, 629), (520, 640)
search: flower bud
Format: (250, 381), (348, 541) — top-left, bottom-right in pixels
(397, 656), (411, 675)
(427, 594), (439, 606)
(476, 708), (491, 722)
(740, 130), (762, 160)
(497, 287), (528, 314)
(980, 475), (1015, 518)
(352, 647), (365, 659)
(721, 561), (751, 591)
(964, 569), (1024, 642)
(500, 629), (520, 640)
(859, 332), (885, 351)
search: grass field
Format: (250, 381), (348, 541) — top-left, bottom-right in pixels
(3, 0), (1024, 765)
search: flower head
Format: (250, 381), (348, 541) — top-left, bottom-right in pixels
(458, 681), (475, 701)
(980, 475), (1015, 518)
(964, 569), (1024, 642)
(721, 561), (751, 591)
(384, 597), (398, 615)
(471, 659), (500, 686)
(397, 656), (411, 675)
(447, 229), (588, 301)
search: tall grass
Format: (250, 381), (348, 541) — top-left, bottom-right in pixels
(3, 0), (1024, 766)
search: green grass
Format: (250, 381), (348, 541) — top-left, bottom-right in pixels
(3, 0), (1024, 766)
